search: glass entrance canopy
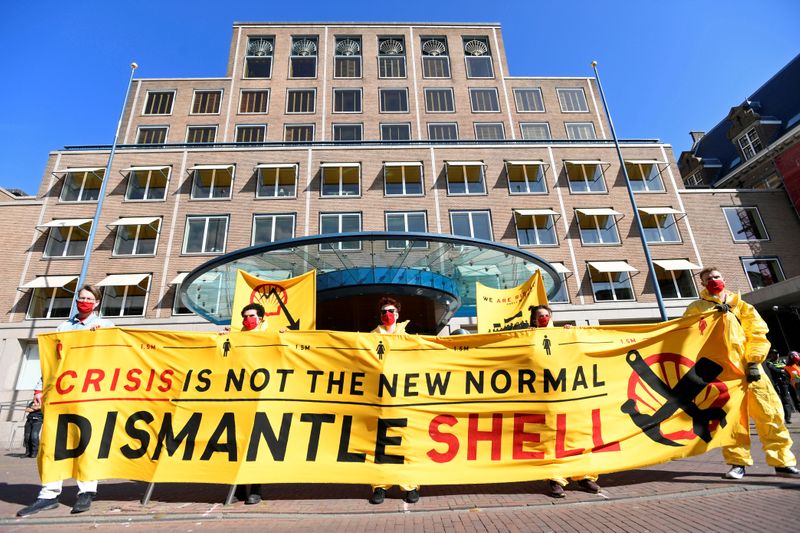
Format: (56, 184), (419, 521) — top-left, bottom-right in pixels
(181, 232), (562, 329)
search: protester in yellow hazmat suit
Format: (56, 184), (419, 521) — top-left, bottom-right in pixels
(369, 297), (420, 504)
(530, 305), (602, 497)
(683, 268), (799, 480)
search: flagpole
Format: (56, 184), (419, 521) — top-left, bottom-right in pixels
(72, 62), (138, 315)
(591, 61), (668, 321)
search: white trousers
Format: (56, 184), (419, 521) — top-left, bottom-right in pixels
(38, 480), (97, 499)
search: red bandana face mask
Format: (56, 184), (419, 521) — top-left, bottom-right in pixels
(76, 301), (95, 314)
(536, 315), (550, 327)
(381, 311), (397, 327)
(706, 279), (725, 294)
(242, 316), (259, 330)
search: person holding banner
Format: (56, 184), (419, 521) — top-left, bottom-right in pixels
(369, 297), (419, 505)
(683, 268), (800, 480)
(18, 285), (115, 517)
(530, 306), (600, 497)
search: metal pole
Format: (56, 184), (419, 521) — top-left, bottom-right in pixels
(772, 306), (789, 353)
(72, 63), (138, 315)
(591, 61), (668, 321)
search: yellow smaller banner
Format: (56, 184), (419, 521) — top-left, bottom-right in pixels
(231, 269), (316, 330)
(477, 271), (548, 333)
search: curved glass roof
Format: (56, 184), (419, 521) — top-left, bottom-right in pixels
(181, 232), (562, 325)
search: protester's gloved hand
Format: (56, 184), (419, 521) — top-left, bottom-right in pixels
(746, 363), (761, 382)
(715, 303), (731, 313)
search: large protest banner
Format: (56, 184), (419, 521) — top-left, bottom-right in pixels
(231, 269), (316, 330)
(476, 271), (548, 333)
(37, 310), (744, 486)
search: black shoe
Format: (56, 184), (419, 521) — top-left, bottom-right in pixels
(578, 479), (601, 493)
(17, 498), (59, 517)
(775, 466), (800, 478)
(548, 481), (565, 498)
(245, 493), (261, 505)
(71, 492), (95, 514)
(404, 489), (419, 503)
(369, 488), (386, 504)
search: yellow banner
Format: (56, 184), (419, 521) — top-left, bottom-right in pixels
(37, 311), (744, 486)
(477, 271), (548, 333)
(231, 269), (316, 330)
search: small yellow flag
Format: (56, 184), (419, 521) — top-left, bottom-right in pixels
(231, 269), (316, 330)
(476, 270), (548, 333)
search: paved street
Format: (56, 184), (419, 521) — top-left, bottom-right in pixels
(1, 421), (799, 532)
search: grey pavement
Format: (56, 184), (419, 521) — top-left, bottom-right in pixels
(1, 421), (799, 532)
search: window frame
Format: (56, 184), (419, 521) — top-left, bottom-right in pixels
(43, 222), (92, 258)
(556, 87), (589, 113)
(251, 213), (296, 246)
(125, 167), (170, 202)
(588, 266), (636, 302)
(112, 218), (162, 257)
(469, 87), (501, 113)
(654, 265), (698, 300)
(380, 123), (412, 141)
(463, 37), (494, 79)
(565, 122), (597, 140)
(136, 125), (168, 144)
(239, 89), (270, 114)
(565, 162), (607, 194)
(15, 343), (42, 389)
(235, 124), (267, 143)
(424, 88), (455, 113)
(384, 163), (424, 197)
(379, 88), (409, 113)
(190, 90), (223, 115)
(576, 210), (621, 246)
(100, 275), (152, 318)
(640, 211), (681, 244)
(722, 206), (770, 242)
(332, 88), (363, 114)
(185, 125), (218, 144)
(289, 36), (319, 79)
(446, 163), (487, 196)
(740, 256), (785, 290)
(244, 36), (275, 79)
(421, 37), (451, 79)
(474, 122), (505, 141)
(172, 280), (193, 315)
(377, 37), (407, 79)
(321, 164), (361, 197)
(449, 210), (493, 241)
(427, 122), (459, 141)
(319, 212), (362, 251)
(385, 211), (429, 249)
(190, 166), (235, 200)
(26, 281), (77, 320)
(142, 90), (176, 116)
(332, 123), (364, 142)
(514, 211), (558, 247)
(520, 122), (551, 140)
(285, 88), (316, 114)
(182, 215), (229, 255)
(736, 126), (763, 161)
(506, 162), (547, 195)
(334, 36), (363, 79)
(284, 124), (315, 142)
(59, 170), (103, 203)
(513, 88), (545, 113)
(626, 161), (666, 192)
(256, 164), (298, 199)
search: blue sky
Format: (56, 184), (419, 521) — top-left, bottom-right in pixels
(1, 0), (797, 194)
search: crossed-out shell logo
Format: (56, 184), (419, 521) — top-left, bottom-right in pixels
(621, 351), (729, 447)
(250, 283), (288, 317)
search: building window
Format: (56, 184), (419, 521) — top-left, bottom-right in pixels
(566, 122), (596, 140)
(25, 279), (77, 320)
(320, 213), (361, 250)
(421, 37), (450, 78)
(334, 37), (362, 78)
(333, 88), (362, 113)
(321, 164), (360, 197)
(549, 264), (570, 303)
(506, 161), (546, 194)
(285, 89), (316, 114)
(332, 124), (363, 141)
(653, 261), (698, 299)
(240, 90), (269, 114)
(384, 162), (423, 196)
(256, 164), (297, 198)
(143, 91), (175, 115)
(428, 123), (458, 141)
(190, 165), (234, 199)
(463, 37), (493, 78)
(43, 220), (91, 258)
(514, 88), (544, 112)
(625, 161), (665, 192)
(183, 215), (228, 254)
(451, 210), (492, 240)
(60, 169), (103, 202)
(474, 123), (505, 140)
(741, 257), (785, 289)
(640, 209), (681, 243)
(290, 36), (318, 78)
(737, 127), (763, 161)
(520, 123), (551, 140)
(381, 123), (411, 141)
(186, 126), (217, 143)
(424, 88), (454, 113)
(566, 161), (607, 193)
(136, 126), (167, 144)
(379, 88), (409, 113)
(252, 214), (295, 245)
(685, 172), (703, 187)
(284, 125), (314, 142)
(588, 264), (635, 301)
(111, 218), (161, 256)
(447, 162), (486, 195)
(99, 275), (151, 317)
(245, 37), (274, 78)
(125, 166), (169, 201)
(514, 210), (557, 246)
(386, 211), (428, 249)
(723, 207), (769, 241)
(378, 37), (406, 78)
(236, 125), (266, 143)
(557, 88), (589, 112)
(191, 90), (222, 114)
(576, 209), (621, 245)
(470, 88), (500, 112)
(171, 276), (192, 315)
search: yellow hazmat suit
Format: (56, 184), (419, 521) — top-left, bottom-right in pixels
(684, 289), (796, 467)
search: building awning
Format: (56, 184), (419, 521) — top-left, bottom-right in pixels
(320, 162), (360, 168)
(457, 265), (502, 277)
(21, 275), (78, 289)
(638, 207), (684, 216)
(254, 163), (298, 169)
(170, 273), (189, 285)
(188, 164), (235, 171)
(37, 218), (92, 228)
(588, 261), (638, 273)
(515, 209), (559, 216)
(625, 160), (663, 165)
(121, 166), (170, 172)
(526, 263), (571, 275)
(446, 161), (484, 167)
(576, 208), (622, 217)
(96, 273), (150, 287)
(384, 161), (423, 167)
(565, 160), (607, 166)
(107, 217), (160, 227)
(53, 167), (105, 174)
(652, 259), (701, 271)
(506, 160), (544, 166)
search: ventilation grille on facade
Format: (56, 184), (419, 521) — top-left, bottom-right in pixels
(248, 39), (273, 56)
(292, 39), (317, 56)
(379, 39), (404, 55)
(464, 40), (488, 56)
(422, 39), (447, 56)
(336, 39), (360, 56)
